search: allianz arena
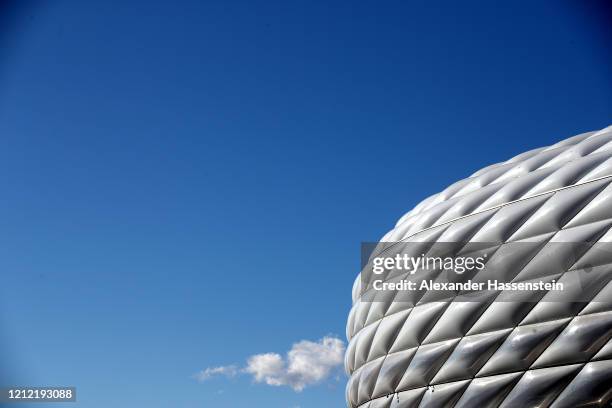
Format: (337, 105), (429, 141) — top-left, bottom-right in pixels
(346, 125), (612, 408)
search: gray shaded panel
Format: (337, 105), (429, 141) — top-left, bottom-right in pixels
(532, 311), (612, 368)
(453, 373), (522, 408)
(498, 365), (582, 408)
(431, 329), (511, 384)
(417, 380), (470, 408)
(549, 360), (612, 408)
(477, 319), (568, 377)
(396, 339), (458, 390)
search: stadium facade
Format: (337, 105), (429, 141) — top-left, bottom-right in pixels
(346, 125), (612, 407)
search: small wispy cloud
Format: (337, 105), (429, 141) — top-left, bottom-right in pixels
(194, 336), (345, 392)
(193, 365), (239, 382)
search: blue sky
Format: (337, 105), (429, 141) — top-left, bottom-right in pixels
(0, 1), (610, 407)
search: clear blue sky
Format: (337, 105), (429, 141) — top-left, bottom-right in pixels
(0, 1), (609, 407)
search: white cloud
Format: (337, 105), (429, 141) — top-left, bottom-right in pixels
(194, 365), (239, 382)
(194, 336), (345, 392)
(245, 353), (287, 386)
